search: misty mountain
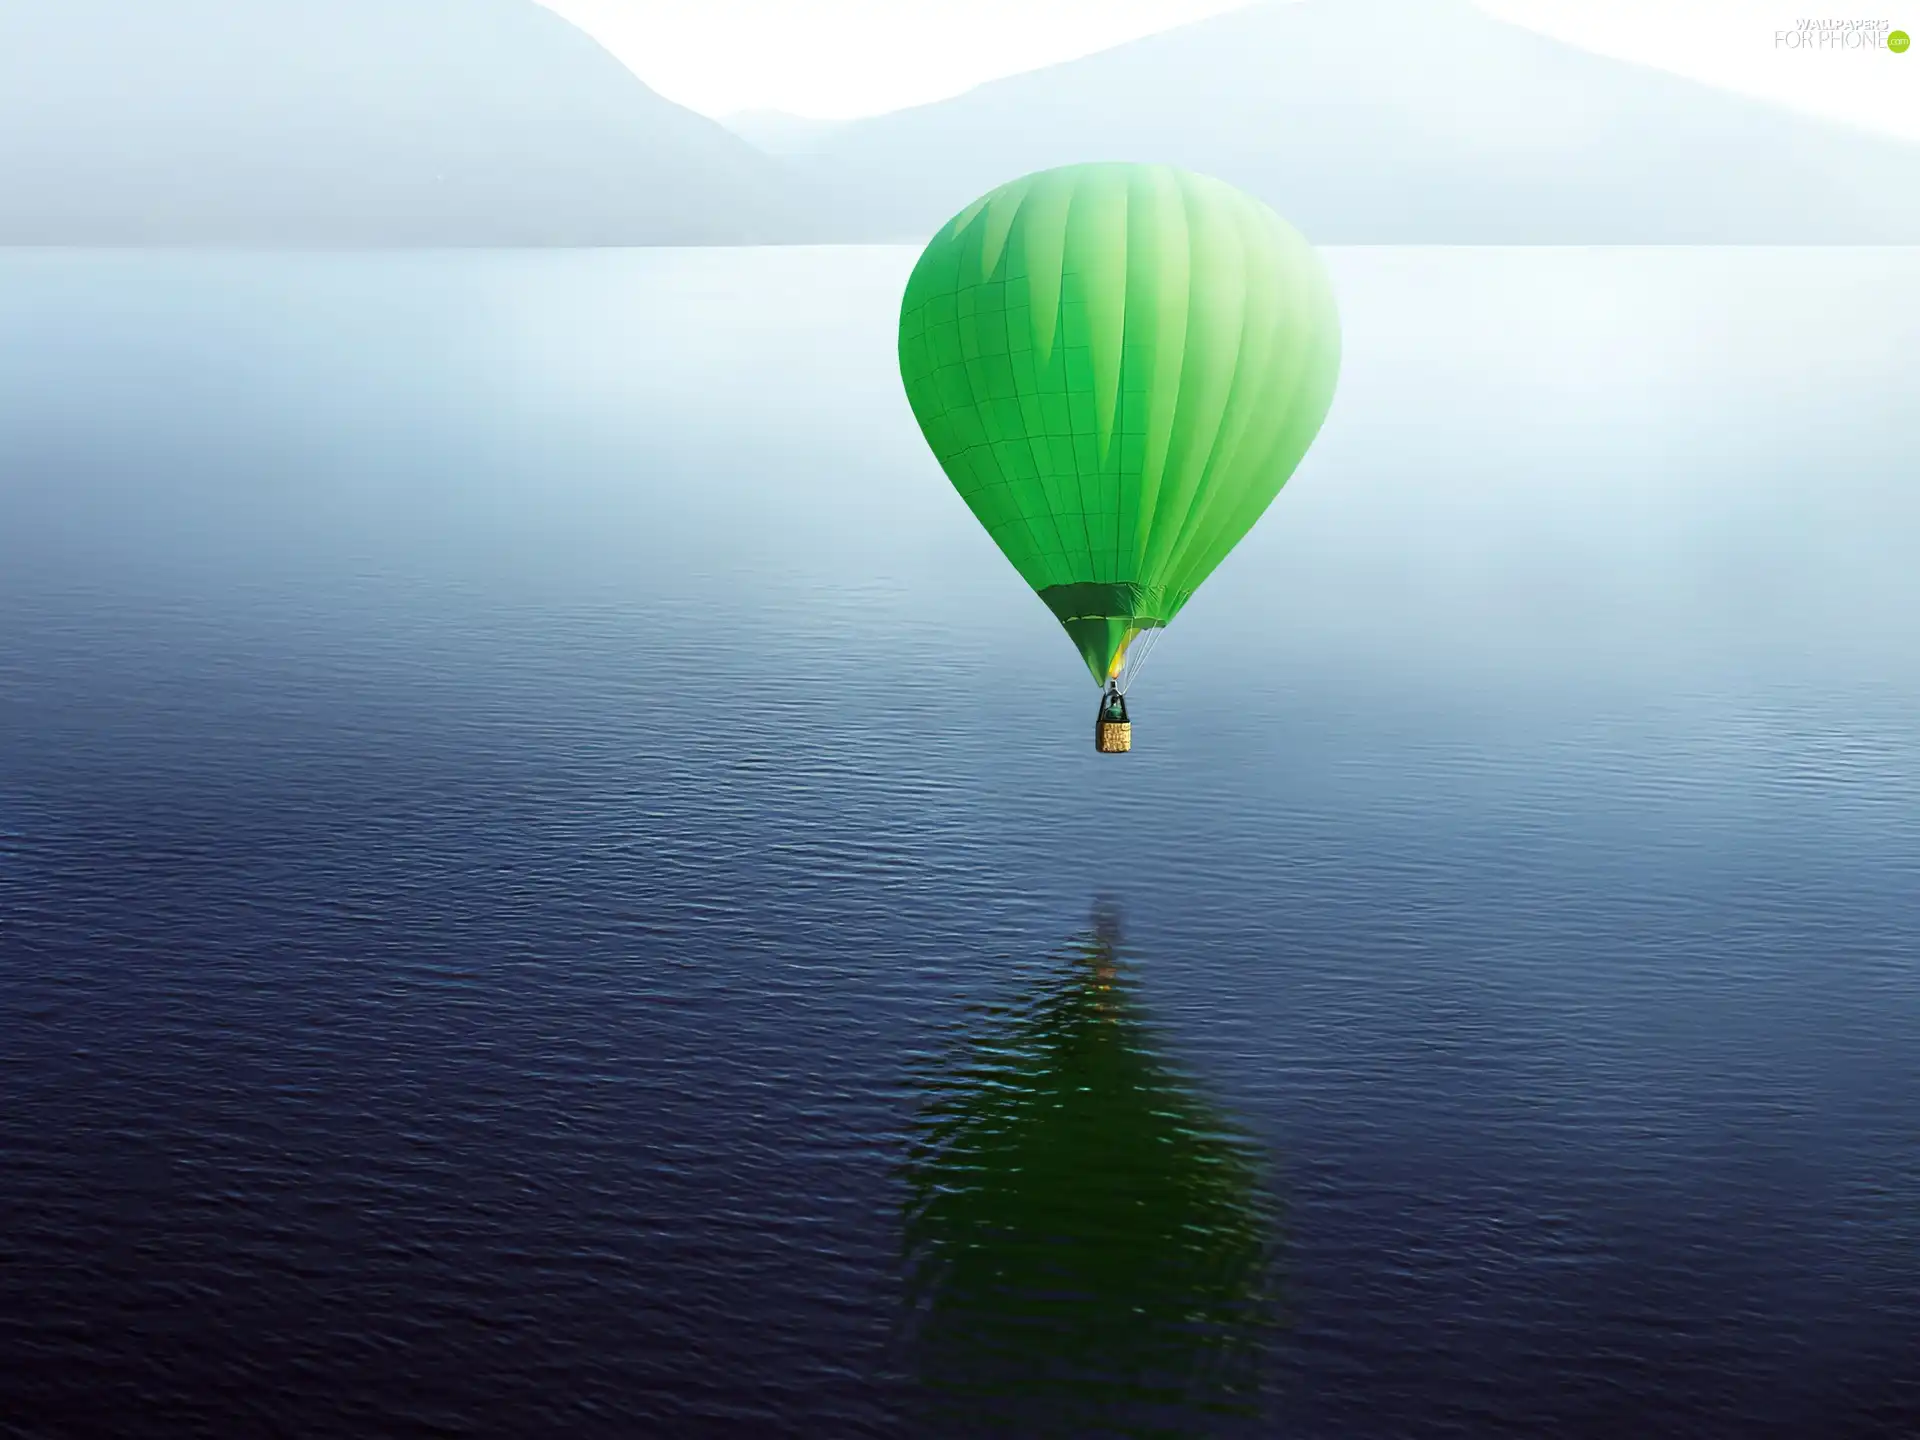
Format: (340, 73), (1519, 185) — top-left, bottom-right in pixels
(801, 0), (1920, 243)
(0, 0), (806, 245)
(721, 111), (851, 157)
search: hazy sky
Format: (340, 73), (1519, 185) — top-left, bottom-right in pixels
(536, 0), (1920, 140)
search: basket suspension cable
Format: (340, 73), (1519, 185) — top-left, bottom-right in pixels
(1116, 623), (1167, 697)
(1115, 628), (1143, 696)
(1120, 632), (1153, 694)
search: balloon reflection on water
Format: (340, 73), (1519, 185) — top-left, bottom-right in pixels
(900, 904), (1286, 1436)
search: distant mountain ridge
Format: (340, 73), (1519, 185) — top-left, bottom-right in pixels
(721, 111), (851, 157)
(0, 0), (808, 245)
(799, 0), (1920, 243)
(6, 0), (1918, 246)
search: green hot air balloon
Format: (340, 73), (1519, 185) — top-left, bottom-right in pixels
(897, 163), (1342, 744)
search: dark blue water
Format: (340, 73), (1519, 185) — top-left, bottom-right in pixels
(3, 247), (1918, 1438)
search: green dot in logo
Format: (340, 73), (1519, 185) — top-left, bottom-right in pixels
(1891, 29), (1912, 52)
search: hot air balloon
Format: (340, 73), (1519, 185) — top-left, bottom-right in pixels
(897, 163), (1342, 752)
(899, 906), (1285, 1435)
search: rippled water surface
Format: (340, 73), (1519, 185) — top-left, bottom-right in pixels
(2, 247), (1919, 1438)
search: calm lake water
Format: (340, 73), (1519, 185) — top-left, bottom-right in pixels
(2, 246), (1918, 1438)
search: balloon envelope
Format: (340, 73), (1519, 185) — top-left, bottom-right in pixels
(898, 162), (1342, 683)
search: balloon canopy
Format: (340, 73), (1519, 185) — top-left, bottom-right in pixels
(898, 162), (1342, 686)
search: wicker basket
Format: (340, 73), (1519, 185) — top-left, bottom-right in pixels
(1095, 720), (1132, 754)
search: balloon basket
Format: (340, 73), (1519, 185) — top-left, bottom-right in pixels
(1095, 720), (1132, 754)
